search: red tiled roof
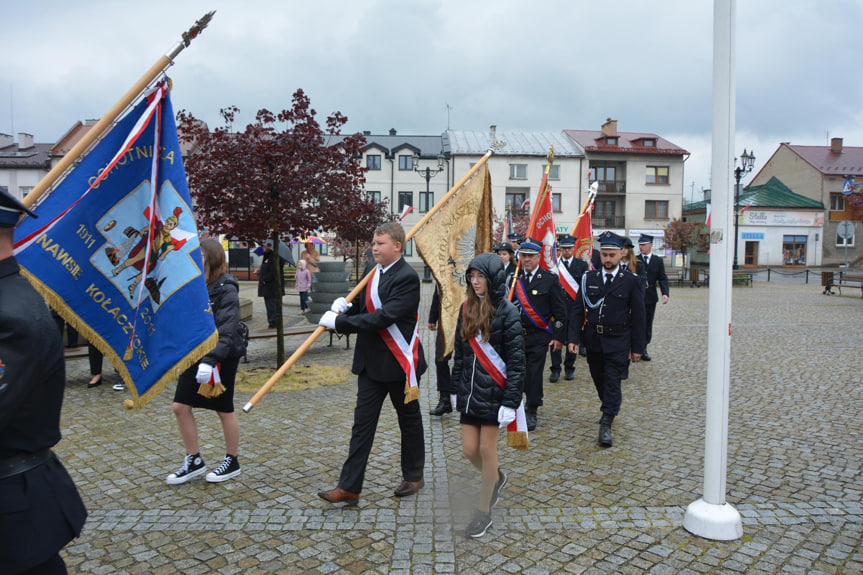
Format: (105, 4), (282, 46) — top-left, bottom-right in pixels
(564, 129), (688, 156)
(787, 143), (863, 176)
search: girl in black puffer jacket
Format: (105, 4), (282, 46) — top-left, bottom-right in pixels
(452, 252), (525, 538)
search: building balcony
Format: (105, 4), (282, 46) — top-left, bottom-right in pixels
(592, 215), (626, 229)
(597, 181), (626, 194)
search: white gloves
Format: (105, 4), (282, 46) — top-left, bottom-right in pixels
(330, 297), (352, 314)
(498, 406), (517, 428)
(319, 311), (338, 329)
(195, 363), (214, 384)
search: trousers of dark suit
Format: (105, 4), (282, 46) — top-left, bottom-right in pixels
(549, 346), (577, 374)
(585, 347), (629, 416)
(645, 303), (657, 344)
(434, 332), (453, 394)
(524, 331), (550, 409)
(337, 371), (425, 494)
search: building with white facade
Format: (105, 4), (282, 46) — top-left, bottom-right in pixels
(0, 133), (51, 202)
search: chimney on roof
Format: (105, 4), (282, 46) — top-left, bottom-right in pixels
(363, 130), (371, 135)
(389, 128), (397, 136)
(18, 133), (34, 150)
(601, 118), (618, 137)
(489, 125), (497, 143)
(830, 137), (843, 154)
(0, 133), (12, 149)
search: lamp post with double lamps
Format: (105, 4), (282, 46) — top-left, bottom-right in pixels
(732, 148), (756, 270)
(414, 153), (446, 281)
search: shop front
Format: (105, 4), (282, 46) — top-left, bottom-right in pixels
(737, 210), (824, 267)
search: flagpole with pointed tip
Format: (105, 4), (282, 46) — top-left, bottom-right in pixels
(507, 145), (555, 301)
(243, 147), (501, 413)
(20, 11), (216, 210)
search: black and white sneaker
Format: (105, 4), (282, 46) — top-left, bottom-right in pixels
(112, 382), (125, 391)
(206, 455), (241, 483)
(465, 510), (492, 538)
(166, 454), (206, 485)
(490, 469), (508, 509)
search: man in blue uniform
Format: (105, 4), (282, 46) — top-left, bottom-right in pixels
(513, 238), (566, 431)
(0, 189), (87, 574)
(567, 232), (645, 447)
(637, 234), (669, 361)
(549, 235), (588, 382)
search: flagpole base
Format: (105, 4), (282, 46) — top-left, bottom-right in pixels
(242, 402), (254, 413)
(683, 498), (743, 541)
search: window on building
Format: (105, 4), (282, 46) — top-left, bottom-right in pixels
(837, 229), (855, 247)
(366, 154), (381, 170)
(552, 193), (562, 212)
(18, 186), (33, 198)
(505, 189), (528, 213)
(830, 193), (846, 211)
(319, 243), (329, 256)
(403, 238), (414, 257)
(646, 166), (669, 184)
(782, 235), (807, 265)
(594, 200), (616, 218)
(398, 155), (413, 171)
(606, 137), (618, 146)
(548, 165), (560, 180)
(509, 164), (527, 179)
(642, 138), (656, 147)
(398, 191), (413, 213)
(592, 166), (616, 182)
(645, 200), (669, 219)
(419, 191), (433, 213)
(368, 190), (381, 203)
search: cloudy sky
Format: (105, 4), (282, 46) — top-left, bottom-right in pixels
(2, 0), (861, 201)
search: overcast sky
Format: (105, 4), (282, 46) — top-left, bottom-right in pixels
(2, 0), (861, 202)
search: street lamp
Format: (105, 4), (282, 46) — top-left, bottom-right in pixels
(413, 153), (446, 211)
(732, 148), (756, 269)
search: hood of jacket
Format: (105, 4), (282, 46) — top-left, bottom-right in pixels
(466, 252), (506, 305)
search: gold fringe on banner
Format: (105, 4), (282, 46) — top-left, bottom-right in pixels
(198, 380), (226, 398)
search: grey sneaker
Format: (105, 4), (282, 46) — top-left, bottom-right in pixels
(206, 455), (241, 483)
(166, 454), (206, 485)
(490, 469), (508, 508)
(465, 510), (492, 538)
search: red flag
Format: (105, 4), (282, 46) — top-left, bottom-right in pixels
(526, 178), (556, 272)
(571, 204), (593, 269)
(705, 203), (712, 226)
(739, 200), (753, 214)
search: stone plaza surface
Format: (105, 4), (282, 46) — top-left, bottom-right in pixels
(57, 279), (862, 574)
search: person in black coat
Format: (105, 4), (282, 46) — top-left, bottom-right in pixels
(568, 232), (646, 447)
(427, 284), (453, 416)
(452, 252), (525, 538)
(549, 235), (589, 382)
(512, 238), (567, 431)
(637, 234), (669, 361)
(317, 222), (427, 505)
(494, 242), (517, 282)
(168, 239), (248, 485)
(0, 189), (87, 574)
(256, 240), (284, 329)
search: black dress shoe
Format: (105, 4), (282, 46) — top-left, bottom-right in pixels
(641, 352), (651, 361)
(525, 408), (537, 432)
(548, 371), (560, 383)
(87, 375), (102, 389)
(317, 487), (359, 505)
(564, 369), (575, 381)
(429, 397), (452, 416)
(394, 478), (424, 497)
(598, 414), (614, 447)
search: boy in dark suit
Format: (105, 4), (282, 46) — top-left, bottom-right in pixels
(567, 232), (645, 447)
(318, 222), (427, 504)
(637, 234), (669, 361)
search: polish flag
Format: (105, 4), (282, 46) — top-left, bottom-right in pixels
(705, 204), (712, 226)
(739, 200), (753, 214)
(519, 198), (530, 210)
(399, 205), (413, 221)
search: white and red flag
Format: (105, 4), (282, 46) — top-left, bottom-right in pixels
(399, 204), (413, 221)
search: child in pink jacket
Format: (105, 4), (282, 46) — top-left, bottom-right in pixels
(295, 259), (312, 314)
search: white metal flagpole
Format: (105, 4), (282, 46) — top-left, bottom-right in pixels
(682, 0), (743, 541)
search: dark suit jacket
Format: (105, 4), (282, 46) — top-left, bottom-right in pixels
(336, 258), (427, 382)
(639, 253), (669, 304)
(568, 267), (646, 355)
(516, 268), (567, 342)
(558, 257), (589, 300)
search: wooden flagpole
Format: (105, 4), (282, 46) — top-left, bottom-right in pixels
(20, 11), (215, 210)
(507, 145), (555, 301)
(243, 148), (499, 413)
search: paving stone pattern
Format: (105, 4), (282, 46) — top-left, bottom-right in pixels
(59, 280), (863, 573)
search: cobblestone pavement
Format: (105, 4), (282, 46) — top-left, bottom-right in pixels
(58, 279), (863, 574)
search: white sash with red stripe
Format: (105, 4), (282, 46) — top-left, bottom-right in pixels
(367, 265), (420, 400)
(468, 331), (529, 446)
(557, 260), (579, 299)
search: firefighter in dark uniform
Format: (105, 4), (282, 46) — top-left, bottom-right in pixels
(0, 189), (87, 574)
(567, 232), (645, 447)
(549, 235), (589, 382)
(637, 234), (669, 361)
(512, 238), (566, 431)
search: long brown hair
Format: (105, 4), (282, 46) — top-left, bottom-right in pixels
(460, 275), (494, 343)
(200, 238), (227, 285)
(622, 246), (638, 274)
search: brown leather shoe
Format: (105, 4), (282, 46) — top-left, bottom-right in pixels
(394, 478), (424, 497)
(317, 487), (359, 505)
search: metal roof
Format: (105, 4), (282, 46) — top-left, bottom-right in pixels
(0, 142), (52, 169)
(444, 130), (582, 157)
(564, 129), (688, 156)
(787, 143), (863, 176)
(358, 134), (444, 158)
(684, 176), (824, 212)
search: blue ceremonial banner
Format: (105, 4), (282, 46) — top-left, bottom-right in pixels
(14, 81), (218, 409)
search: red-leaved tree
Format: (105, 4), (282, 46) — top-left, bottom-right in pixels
(177, 89), (368, 365)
